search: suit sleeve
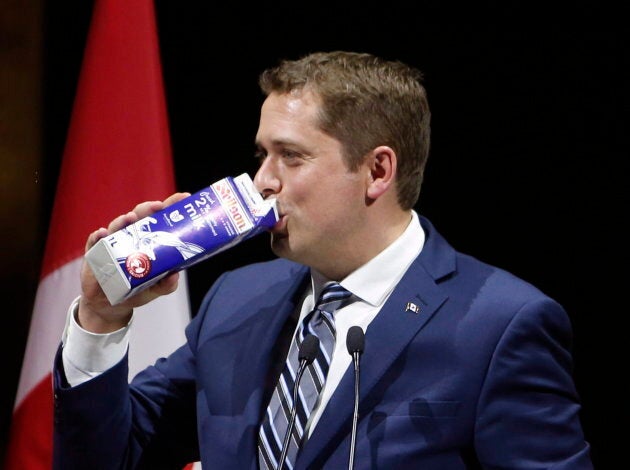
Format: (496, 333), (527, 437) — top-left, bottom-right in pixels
(473, 297), (593, 469)
(53, 324), (200, 470)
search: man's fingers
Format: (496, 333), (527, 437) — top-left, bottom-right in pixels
(131, 200), (164, 218)
(121, 272), (179, 310)
(163, 192), (191, 207)
(85, 227), (108, 251)
(132, 193), (188, 218)
(107, 211), (138, 233)
(153, 272), (180, 296)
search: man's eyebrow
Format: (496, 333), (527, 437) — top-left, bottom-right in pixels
(255, 137), (302, 149)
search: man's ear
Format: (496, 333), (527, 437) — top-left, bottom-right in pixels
(366, 146), (396, 200)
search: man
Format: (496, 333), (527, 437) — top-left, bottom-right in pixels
(53, 51), (593, 469)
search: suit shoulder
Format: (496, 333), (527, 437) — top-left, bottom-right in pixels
(453, 251), (564, 318)
(227, 257), (306, 280)
(201, 258), (307, 301)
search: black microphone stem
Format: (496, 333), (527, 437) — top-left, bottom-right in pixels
(346, 325), (365, 470)
(278, 334), (319, 470)
(349, 351), (361, 470)
(277, 363), (306, 470)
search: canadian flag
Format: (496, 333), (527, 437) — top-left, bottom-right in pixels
(4, 1), (197, 468)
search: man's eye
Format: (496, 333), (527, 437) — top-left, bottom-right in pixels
(254, 150), (267, 162)
(282, 150), (300, 159)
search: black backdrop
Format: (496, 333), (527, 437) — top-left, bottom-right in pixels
(3, 1), (627, 467)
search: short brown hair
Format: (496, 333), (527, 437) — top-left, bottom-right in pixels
(259, 51), (431, 210)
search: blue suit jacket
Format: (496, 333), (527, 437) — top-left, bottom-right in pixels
(53, 216), (593, 469)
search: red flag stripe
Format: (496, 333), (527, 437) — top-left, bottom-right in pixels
(4, 376), (53, 468)
(40, 0), (176, 279)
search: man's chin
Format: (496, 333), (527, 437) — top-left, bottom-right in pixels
(270, 235), (294, 260)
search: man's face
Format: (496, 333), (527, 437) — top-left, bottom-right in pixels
(253, 91), (368, 276)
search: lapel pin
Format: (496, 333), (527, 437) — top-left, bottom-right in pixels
(405, 302), (420, 314)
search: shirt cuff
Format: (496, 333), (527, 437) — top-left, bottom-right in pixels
(61, 296), (133, 387)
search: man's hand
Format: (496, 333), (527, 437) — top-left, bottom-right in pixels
(77, 192), (190, 333)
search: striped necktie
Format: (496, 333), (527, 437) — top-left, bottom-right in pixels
(258, 282), (353, 470)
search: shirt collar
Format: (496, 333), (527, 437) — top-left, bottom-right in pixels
(311, 210), (424, 306)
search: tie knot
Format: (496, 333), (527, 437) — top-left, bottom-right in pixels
(315, 282), (353, 314)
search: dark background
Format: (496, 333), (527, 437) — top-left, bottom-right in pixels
(2, 1), (627, 467)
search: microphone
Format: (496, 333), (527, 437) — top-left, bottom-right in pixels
(346, 326), (365, 470)
(277, 334), (319, 470)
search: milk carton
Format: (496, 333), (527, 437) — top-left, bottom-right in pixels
(85, 173), (277, 305)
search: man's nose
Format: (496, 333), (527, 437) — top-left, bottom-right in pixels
(253, 157), (280, 199)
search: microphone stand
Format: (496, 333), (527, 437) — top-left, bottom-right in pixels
(277, 334), (319, 470)
(346, 326), (365, 470)
(349, 349), (361, 470)
(278, 364), (307, 470)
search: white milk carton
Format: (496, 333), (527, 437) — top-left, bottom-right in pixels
(85, 173), (277, 305)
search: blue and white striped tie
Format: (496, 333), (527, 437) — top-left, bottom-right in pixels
(258, 282), (353, 470)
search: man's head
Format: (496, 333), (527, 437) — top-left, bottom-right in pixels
(258, 50), (431, 210)
(254, 51), (431, 279)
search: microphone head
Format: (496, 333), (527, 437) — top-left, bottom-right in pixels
(346, 326), (365, 355)
(299, 334), (320, 364)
